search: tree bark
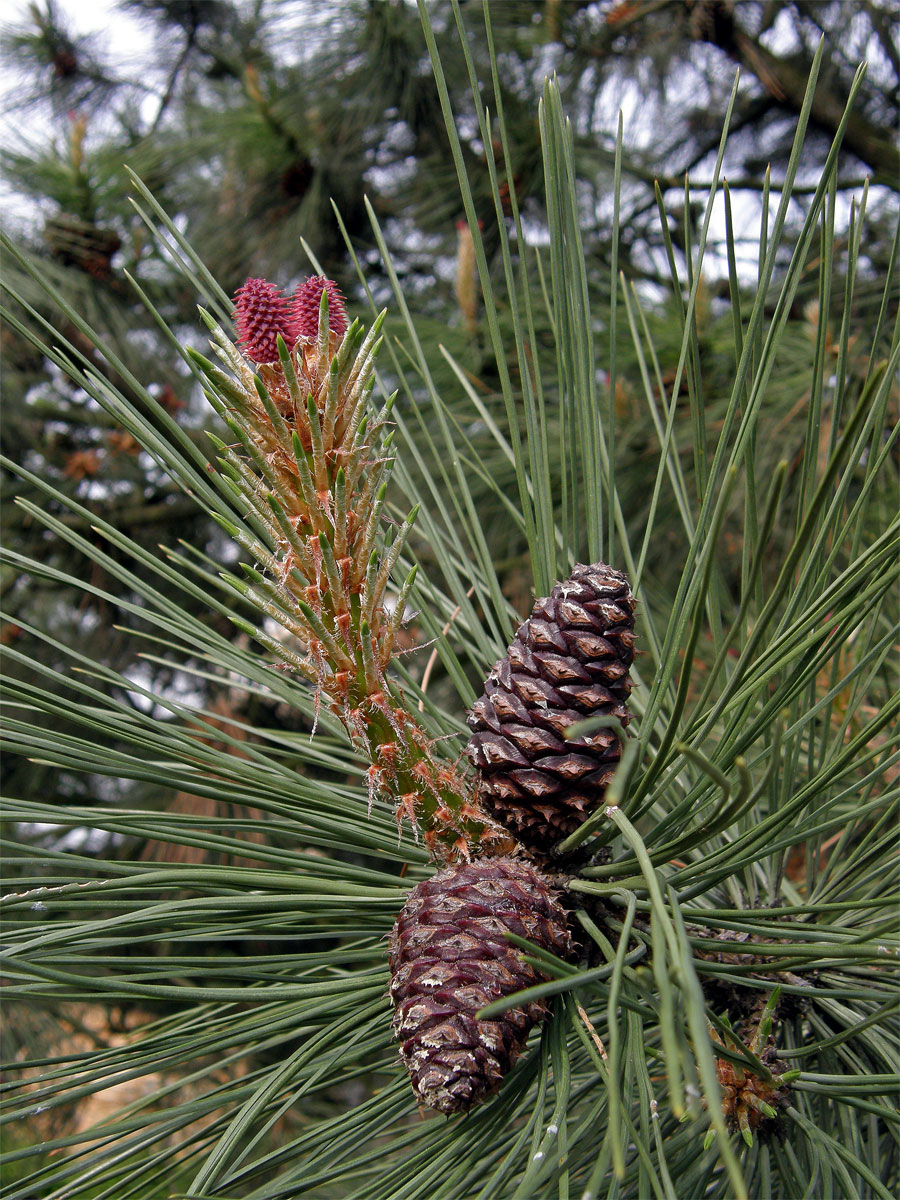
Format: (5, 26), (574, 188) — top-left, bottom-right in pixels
(695, 2), (899, 188)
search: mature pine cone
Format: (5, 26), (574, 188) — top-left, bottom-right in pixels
(466, 562), (635, 853)
(389, 857), (571, 1114)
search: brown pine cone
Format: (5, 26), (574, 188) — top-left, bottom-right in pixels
(466, 562), (635, 853)
(389, 857), (571, 1114)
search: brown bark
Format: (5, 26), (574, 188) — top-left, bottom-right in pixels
(692, 1), (899, 187)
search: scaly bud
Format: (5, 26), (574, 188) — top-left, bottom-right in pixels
(233, 278), (294, 364)
(202, 280), (503, 860)
(292, 276), (349, 341)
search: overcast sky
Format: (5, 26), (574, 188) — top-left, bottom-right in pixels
(1, 1), (880, 283)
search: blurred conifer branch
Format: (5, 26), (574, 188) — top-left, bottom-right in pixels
(0, 1), (897, 1197)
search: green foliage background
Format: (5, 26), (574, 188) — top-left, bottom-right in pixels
(1, 2), (898, 1198)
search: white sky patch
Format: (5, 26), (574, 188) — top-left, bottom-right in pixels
(1, 0), (148, 224)
(121, 661), (206, 716)
(1, 4), (884, 290)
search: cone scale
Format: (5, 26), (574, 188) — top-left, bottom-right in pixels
(466, 562), (636, 853)
(389, 858), (571, 1114)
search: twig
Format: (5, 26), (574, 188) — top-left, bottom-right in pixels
(576, 1001), (608, 1062)
(418, 585), (475, 711)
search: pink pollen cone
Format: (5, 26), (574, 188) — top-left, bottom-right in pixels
(291, 276), (348, 341)
(233, 277), (294, 363)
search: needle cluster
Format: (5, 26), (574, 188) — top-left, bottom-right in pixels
(190, 277), (500, 859)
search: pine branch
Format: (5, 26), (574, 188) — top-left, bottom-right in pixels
(692, 3), (900, 187)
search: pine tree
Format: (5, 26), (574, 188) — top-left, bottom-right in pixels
(4, 0), (896, 744)
(1, 3), (898, 1198)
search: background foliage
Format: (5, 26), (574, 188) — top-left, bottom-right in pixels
(1, 1), (898, 1197)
